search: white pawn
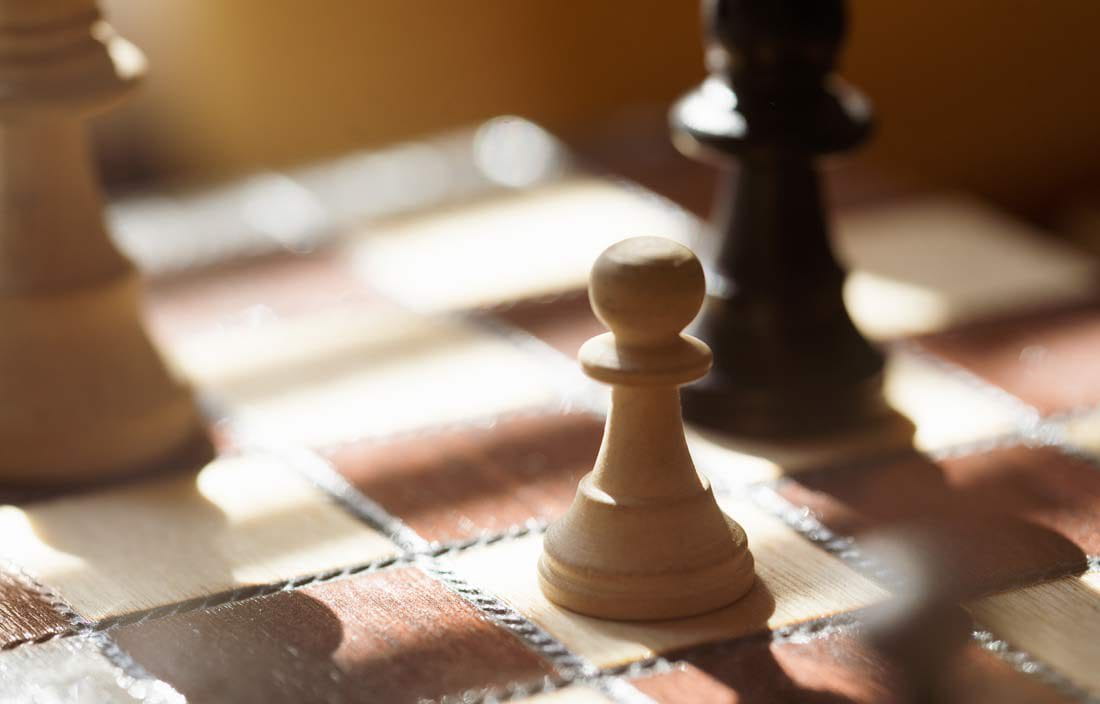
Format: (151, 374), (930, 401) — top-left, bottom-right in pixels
(539, 236), (754, 620)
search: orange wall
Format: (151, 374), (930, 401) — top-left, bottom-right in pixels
(97, 1), (704, 182)
(846, 0), (1100, 215)
(98, 1), (1100, 217)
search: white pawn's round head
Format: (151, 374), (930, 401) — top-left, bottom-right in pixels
(589, 236), (706, 347)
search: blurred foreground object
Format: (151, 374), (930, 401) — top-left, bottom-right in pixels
(863, 532), (972, 704)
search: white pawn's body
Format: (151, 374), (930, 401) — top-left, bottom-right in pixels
(539, 236), (754, 620)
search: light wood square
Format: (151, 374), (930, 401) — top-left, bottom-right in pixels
(171, 305), (567, 448)
(346, 182), (1095, 345)
(883, 352), (1025, 450)
(347, 178), (696, 312)
(840, 196), (1096, 340)
(968, 571), (1100, 696)
(0, 454), (398, 621)
(447, 500), (887, 668)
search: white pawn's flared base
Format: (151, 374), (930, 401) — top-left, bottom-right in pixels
(538, 474), (755, 621)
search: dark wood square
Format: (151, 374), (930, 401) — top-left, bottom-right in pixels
(632, 628), (1072, 704)
(0, 570), (70, 649)
(916, 303), (1100, 416)
(776, 446), (1098, 595)
(147, 252), (381, 341)
(114, 566), (555, 704)
(328, 412), (603, 543)
(493, 294), (603, 358)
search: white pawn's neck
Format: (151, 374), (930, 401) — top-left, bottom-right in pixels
(589, 385), (708, 501)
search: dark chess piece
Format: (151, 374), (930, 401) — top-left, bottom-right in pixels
(670, 0), (890, 437)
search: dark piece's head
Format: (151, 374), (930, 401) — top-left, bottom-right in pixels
(703, 0), (847, 83)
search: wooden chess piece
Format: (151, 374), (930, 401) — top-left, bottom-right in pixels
(539, 236), (755, 620)
(0, 0), (207, 483)
(670, 0), (890, 437)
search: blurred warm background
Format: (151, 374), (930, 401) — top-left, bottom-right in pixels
(96, 1), (1100, 225)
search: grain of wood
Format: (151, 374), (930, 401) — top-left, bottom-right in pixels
(172, 306), (564, 448)
(968, 572), (1100, 695)
(347, 184), (1095, 340)
(0, 454), (398, 620)
(632, 630), (1074, 703)
(779, 447), (1096, 595)
(329, 412), (603, 543)
(449, 500), (888, 667)
(0, 570), (70, 648)
(114, 567), (556, 704)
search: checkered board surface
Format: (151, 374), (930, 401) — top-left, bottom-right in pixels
(3, 129), (1100, 704)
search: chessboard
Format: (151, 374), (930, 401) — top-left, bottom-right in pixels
(2, 117), (1099, 704)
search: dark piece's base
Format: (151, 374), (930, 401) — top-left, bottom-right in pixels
(682, 371), (910, 441)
